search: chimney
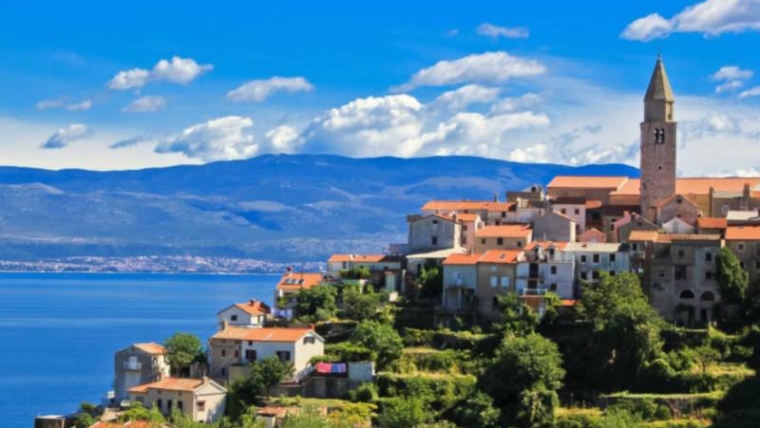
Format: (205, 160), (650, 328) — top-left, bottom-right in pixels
(249, 299), (256, 306)
(286, 266), (293, 277)
(493, 193), (498, 202)
(308, 323), (316, 331)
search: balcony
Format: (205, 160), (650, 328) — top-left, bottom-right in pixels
(124, 360), (142, 371)
(517, 287), (548, 296)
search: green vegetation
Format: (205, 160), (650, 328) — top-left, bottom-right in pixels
(716, 246), (749, 305)
(164, 332), (205, 376)
(295, 283), (338, 322)
(350, 320), (403, 369)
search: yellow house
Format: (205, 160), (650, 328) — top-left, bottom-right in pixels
(128, 377), (227, 423)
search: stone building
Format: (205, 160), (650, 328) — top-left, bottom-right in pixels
(724, 225), (760, 292)
(474, 225), (532, 252)
(407, 214), (461, 253)
(128, 377), (227, 423)
(533, 211), (576, 243)
(114, 343), (171, 404)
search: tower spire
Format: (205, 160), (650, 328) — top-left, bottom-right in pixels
(644, 55), (675, 122)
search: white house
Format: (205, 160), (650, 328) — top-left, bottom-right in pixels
(128, 377), (227, 423)
(662, 217), (696, 234)
(441, 253), (480, 310)
(216, 300), (271, 330)
(551, 197), (587, 233)
(517, 242), (575, 299)
(209, 327), (325, 383)
(563, 242), (632, 286)
(326, 254), (402, 276)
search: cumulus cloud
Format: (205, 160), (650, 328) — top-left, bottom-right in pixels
(622, 0), (760, 41)
(476, 23), (529, 39)
(432, 85), (501, 110)
(706, 167), (760, 177)
(155, 116), (258, 161)
(264, 125), (301, 153)
(226, 76), (315, 103)
(122, 96), (167, 113)
(36, 99), (92, 111)
(489, 93), (543, 114)
(393, 51), (546, 92)
(739, 87), (760, 98)
(715, 80), (744, 94)
(681, 112), (742, 141)
(711, 66), (754, 81)
(107, 56), (212, 90)
(41, 124), (90, 149)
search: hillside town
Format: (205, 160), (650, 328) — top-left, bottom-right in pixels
(35, 56), (760, 428)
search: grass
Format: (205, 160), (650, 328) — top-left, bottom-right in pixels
(269, 397), (354, 408)
(402, 347), (443, 354)
(644, 419), (710, 427)
(703, 362), (754, 377)
(603, 391), (724, 400)
(555, 407), (603, 418)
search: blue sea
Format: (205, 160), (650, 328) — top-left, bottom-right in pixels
(0, 273), (279, 428)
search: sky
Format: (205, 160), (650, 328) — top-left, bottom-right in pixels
(1, 0), (760, 175)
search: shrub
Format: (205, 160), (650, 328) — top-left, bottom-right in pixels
(348, 382), (379, 403)
(376, 373), (476, 411)
(403, 328), (436, 347)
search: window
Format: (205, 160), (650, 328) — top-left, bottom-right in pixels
(516, 241), (523, 248)
(461, 237), (467, 245)
(722, 204), (730, 214)
(157, 399), (163, 410)
(245, 349), (257, 361)
(550, 266), (557, 275)
(501, 211), (506, 218)
(230, 314), (238, 322)
(592, 254), (600, 264)
(276, 351), (292, 362)
(580, 271), (588, 280)
(592, 271), (600, 280)
(481, 238), (486, 245)
(497, 238), (504, 246)
(705, 253), (712, 262)
(490, 276), (498, 287)
(609, 224), (615, 232)
(609, 270), (616, 276)
(609, 254), (616, 263)
(580, 255), (587, 263)
(677, 250), (685, 258)
(304, 336), (316, 345)
(167, 400), (173, 410)
(492, 297), (499, 309)
(234, 350), (239, 358)
(561, 208), (567, 214)
(178, 401), (184, 411)
(500, 277), (510, 288)
(462, 225), (468, 231)
(431, 236), (438, 246)
(658, 270), (666, 278)
(221, 368), (226, 376)
(574, 208), (580, 215)
(738, 243), (745, 252)
(432, 219), (438, 225)
(756, 261), (760, 270)
(197, 401), (206, 412)
(741, 261), (746, 269)
(705, 271), (713, 280)
(221, 349), (226, 357)
(550, 283), (558, 292)
(675, 266), (687, 280)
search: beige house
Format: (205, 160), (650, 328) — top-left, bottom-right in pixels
(476, 250), (523, 318)
(441, 253), (480, 311)
(209, 326), (324, 383)
(475, 225), (532, 252)
(128, 377), (227, 423)
(550, 197), (587, 233)
(326, 254), (402, 276)
(114, 343), (171, 404)
(217, 300), (270, 330)
(407, 214), (461, 252)
(533, 211), (576, 243)
(725, 225), (760, 293)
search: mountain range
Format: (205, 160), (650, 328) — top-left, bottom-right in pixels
(0, 154), (638, 263)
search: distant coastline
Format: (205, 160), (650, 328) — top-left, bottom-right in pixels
(0, 256), (324, 275)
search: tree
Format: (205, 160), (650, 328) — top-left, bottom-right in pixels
(575, 272), (664, 390)
(717, 247), (749, 305)
(250, 355), (294, 395)
(479, 334), (565, 427)
(341, 285), (384, 321)
(164, 332), (205, 376)
(340, 266), (371, 280)
(295, 283), (338, 321)
(713, 376), (760, 428)
(688, 344), (721, 375)
(418, 260), (443, 300)
(494, 292), (539, 337)
(350, 320), (403, 369)
(118, 403), (166, 423)
(72, 402), (98, 428)
(377, 397), (430, 428)
(453, 392), (501, 428)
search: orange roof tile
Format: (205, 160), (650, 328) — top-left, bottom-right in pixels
(659, 234), (721, 243)
(276, 272), (328, 291)
(211, 326), (316, 343)
(421, 200), (492, 212)
(726, 225), (760, 240)
(328, 254), (386, 263)
(475, 225), (532, 239)
(234, 300), (271, 316)
(524, 241), (569, 251)
(628, 230), (659, 242)
(697, 217), (728, 230)
(129, 377), (205, 394)
(486, 202), (515, 212)
(478, 250), (522, 264)
(585, 200), (603, 209)
(133, 342), (167, 355)
(442, 253), (482, 265)
(610, 177), (760, 197)
(547, 176), (629, 189)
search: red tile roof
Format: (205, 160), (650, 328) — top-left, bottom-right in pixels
(610, 178), (760, 197)
(486, 202), (515, 212)
(442, 253), (482, 265)
(524, 241), (569, 251)
(233, 300), (271, 316)
(628, 230), (660, 242)
(133, 342), (167, 355)
(697, 217), (728, 230)
(328, 254), (386, 263)
(475, 225), (532, 239)
(211, 326), (316, 343)
(585, 200), (603, 209)
(726, 225), (760, 240)
(129, 377), (205, 394)
(276, 272), (328, 291)
(478, 250), (522, 264)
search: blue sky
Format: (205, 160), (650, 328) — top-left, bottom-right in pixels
(1, 0), (760, 174)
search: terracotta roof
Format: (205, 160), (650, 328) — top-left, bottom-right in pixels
(628, 230), (659, 242)
(659, 234), (721, 243)
(442, 253), (482, 265)
(133, 343), (166, 355)
(726, 225), (760, 240)
(421, 200), (493, 212)
(129, 377), (205, 394)
(478, 250), (522, 264)
(276, 272), (327, 291)
(211, 326), (316, 343)
(547, 176), (629, 189)
(697, 217), (728, 230)
(654, 193), (699, 208)
(475, 225), (532, 239)
(486, 202), (515, 212)
(233, 300), (271, 316)
(585, 200), (603, 209)
(328, 254), (386, 263)
(456, 213), (481, 222)
(524, 241), (569, 251)
(610, 178), (760, 197)
(561, 299), (578, 307)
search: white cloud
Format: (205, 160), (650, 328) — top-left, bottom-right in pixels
(446, 28), (459, 37)
(489, 93), (543, 114)
(432, 85), (501, 110)
(715, 80), (744, 93)
(264, 125), (301, 153)
(393, 51), (546, 92)
(110, 136), (156, 150)
(622, 0), (760, 41)
(226, 76), (315, 102)
(155, 116), (258, 161)
(107, 56), (212, 90)
(36, 100), (64, 110)
(681, 111), (741, 141)
(740, 86), (760, 98)
(707, 167), (760, 177)
(41, 124), (90, 149)
(476, 23), (529, 39)
(711, 66), (754, 81)
(122, 96), (167, 113)
(66, 100), (92, 111)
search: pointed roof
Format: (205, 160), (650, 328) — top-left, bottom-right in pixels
(645, 55), (675, 102)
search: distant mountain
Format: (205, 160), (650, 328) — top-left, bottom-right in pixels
(0, 154), (638, 263)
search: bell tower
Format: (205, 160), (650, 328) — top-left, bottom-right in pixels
(640, 54), (677, 223)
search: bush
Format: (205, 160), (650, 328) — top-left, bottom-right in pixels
(390, 350), (469, 374)
(320, 342), (374, 362)
(376, 396), (431, 428)
(403, 328), (436, 347)
(348, 382), (379, 403)
(376, 373), (476, 411)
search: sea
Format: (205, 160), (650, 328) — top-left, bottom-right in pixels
(0, 273), (279, 428)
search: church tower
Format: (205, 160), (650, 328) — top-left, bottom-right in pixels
(640, 55), (677, 222)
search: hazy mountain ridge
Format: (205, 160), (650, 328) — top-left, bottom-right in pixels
(0, 154), (639, 262)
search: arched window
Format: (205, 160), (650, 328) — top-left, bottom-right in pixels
(701, 291), (715, 302)
(679, 290), (695, 299)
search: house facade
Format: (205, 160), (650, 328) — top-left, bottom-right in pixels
(217, 300), (270, 330)
(114, 343), (171, 404)
(474, 225), (532, 252)
(128, 377), (226, 423)
(441, 254), (480, 311)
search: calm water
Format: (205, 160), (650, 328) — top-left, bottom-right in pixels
(0, 273), (278, 428)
